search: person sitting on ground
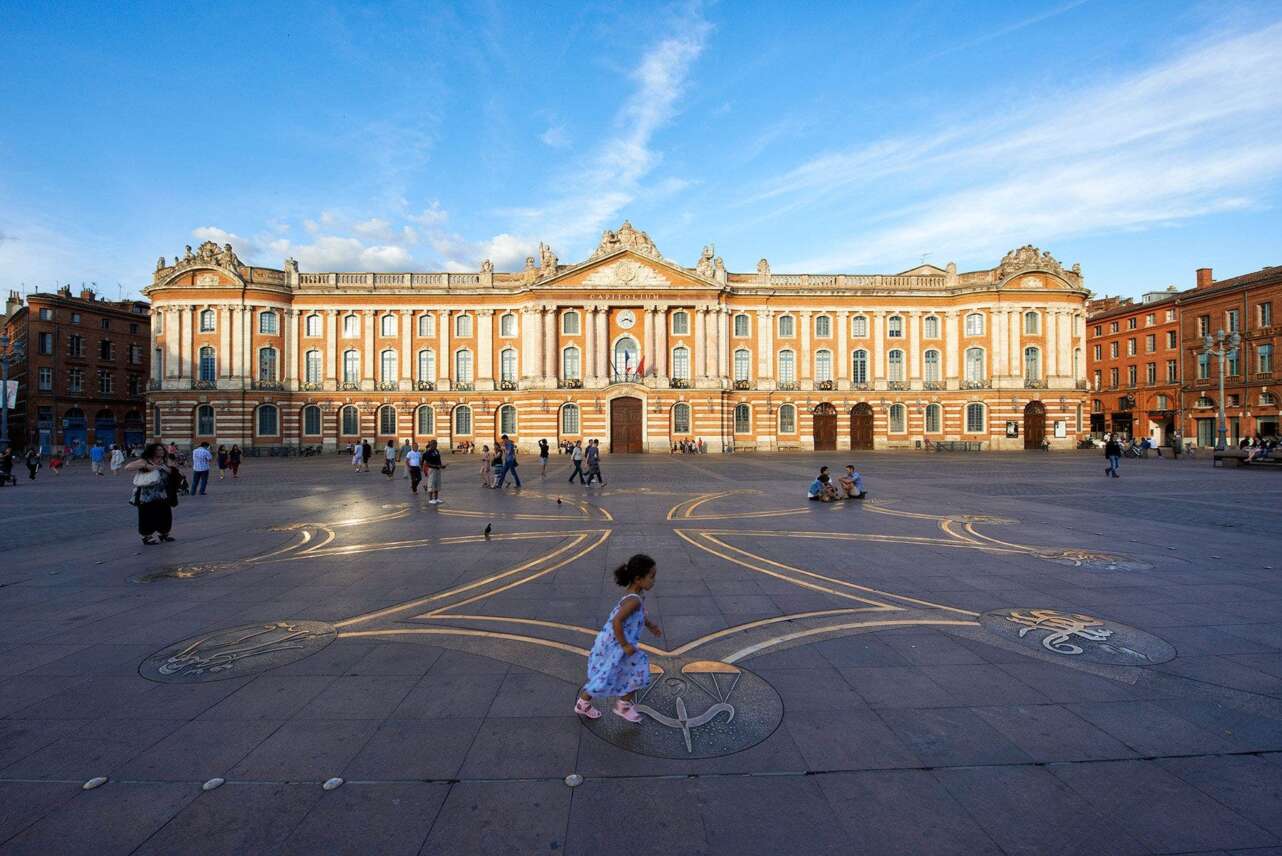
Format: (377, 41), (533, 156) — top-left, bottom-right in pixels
(837, 464), (867, 499)
(808, 472), (839, 502)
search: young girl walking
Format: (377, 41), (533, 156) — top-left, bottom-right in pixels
(575, 553), (662, 721)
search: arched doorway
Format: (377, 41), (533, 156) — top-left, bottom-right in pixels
(850, 403), (874, 450)
(123, 410), (145, 449)
(62, 407), (87, 456)
(93, 408), (117, 448)
(610, 396), (643, 453)
(1024, 400), (1046, 449)
(812, 402), (837, 450)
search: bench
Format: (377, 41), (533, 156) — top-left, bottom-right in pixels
(1213, 449), (1282, 468)
(929, 440), (983, 452)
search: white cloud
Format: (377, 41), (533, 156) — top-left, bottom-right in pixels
(352, 217), (393, 240)
(763, 22), (1282, 272)
(540, 123), (571, 148)
(359, 244), (413, 268)
(407, 202), (448, 226)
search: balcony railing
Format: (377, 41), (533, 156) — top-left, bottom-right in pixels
(776, 381), (799, 391)
(815, 379), (835, 391)
(147, 379), (163, 391)
(1076, 380), (1089, 390)
(376, 381), (398, 391)
(961, 379), (991, 390)
(1023, 378), (1047, 389)
(251, 379), (285, 391)
(923, 381), (945, 390)
(191, 379), (217, 390)
(1255, 371), (1274, 380)
(556, 378), (582, 389)
(454, 382), (475, 392)
(887, 381), (909, 391)
(669, 377), (690, 389)
(500, 379), (519, 390)
(415, 380), (436, 391)
(339, 382), (360, 391)
(301, 381), (324, 391)
(610, 371), (641, 385)
(850, 381), (870, 391)
(733, 379), (752, 390)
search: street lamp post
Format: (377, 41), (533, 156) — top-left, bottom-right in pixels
(1202, 328), (1241, 451)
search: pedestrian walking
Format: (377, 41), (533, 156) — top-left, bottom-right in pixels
(89, 443), (105, 476)
(400, 440), (412, 478)
(361, 440), (372, 473)
(25, 447), (41, 481)
(575, 553), (662, 721)
(216, 445), (229, 479)
(585, 439), (606, 486)
(489, 445), (503, 487)
(1170, 429), (1182, 459)
(480, 445), (494, 488)
(0, 447), (14, 486)
(125, 442), (178, 545)
(405, 442), (423, 494)
(539, 438), (550, 477)
(229, 444), (242, 478)
(1104, 436), (1122, 478)
(382, 440), (398, 478)
(424, 439), (445, 504)
(109, 445), (125, 476)
(568, 440), (586, 485)
(190, 441), (213, 495)
(495, 434), (521, 489)
(49, 451), (63, 475)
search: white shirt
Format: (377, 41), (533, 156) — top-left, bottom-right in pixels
(405, 450), (422, 467)
(191, 446), (214, 472)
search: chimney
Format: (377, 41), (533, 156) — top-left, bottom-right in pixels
(80, 287), (96, 301)
(1196, 267), (1213, 289)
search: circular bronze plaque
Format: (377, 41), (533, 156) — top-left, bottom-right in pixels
(579, 659), (783, 759)
(1034, 549), (1153, 572)
(980, 608), (1175, 666)
(140, 620), (337, 683)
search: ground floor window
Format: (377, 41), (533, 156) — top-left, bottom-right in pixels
(734, 403), (750, 434)
(924, 403), (941, 433)
(417, 406), (434, 435)
(257, 405), (279, 436)
(455, 406), (472, 435)
(302, 405), (321, 436)
(672, 403), (691, 434)
(889, 404), (906, 433)
(965, 403), (985, 433)
(196, 405), (214, 436)
(378, 406), (397, 435)
(561, 404), (579, 434)
(778, 404), (796, 433)
(1196, 418), (1215, 446)
(341, 405), (359, 436)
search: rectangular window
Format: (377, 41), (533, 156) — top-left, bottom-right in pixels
(1093, 325), (1102, 337)
(815, 315), (831, 337)
(38, 308), (53, 321)
(305, 315), (321, 337)
(1093, 370), (1101, 390)
(1093, 345), (1102, 361)
(1226, 309), (1240, 332)
(1127, 365), (1137, 386)
(1197, 353), (1210, 379)
(1145, 313), (1155, 327)
(1167, 360), (1178, 382)
(1145, 334), (1156, 352)
(100, 340), (113, 360)
(776, 315), (793, 337)
(562, 312), (580, 335)
(851, 316), (867, 337)
(38, 367), (52, 390)
(129, 344), (142, 364)
(260, 312), (278, 334)
(38, 332), (53, 355)
(500, 314), (516, 337)
(1165, 309), (1176, 322)
(1145, 362), (1156, 384)
(1109, 367), (1119, 387)
(1260, 302), (1273, 327)
(1110, 321), (1119, 333)
(1166, 331), (1177, 349)
(1258, 344), (1273, 373)
(98, 370), (113, 394)
(1127, 318), (1136, 330)
(455, 314), (472, 337)
(1228, 350), (1240, 376)
(68, 368), (83, 392)
(128, 375), (142, 395)
(418, 314), (435, 337)
(69, 335), (83, 357)
(200, 311), (215, 332)
(129, 322), (138, 335)
(672, 312), (691, 335)
(1110, 342), (1119, 358)
(100, 318), (110, 330)
(1126, 338), (1136, 356)
(887, 316), (903, 337)
(734, 314), (750, 337)
(923, 316), (939, 338)
(1198, 315), (1210, 337)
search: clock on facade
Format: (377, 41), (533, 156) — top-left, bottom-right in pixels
(617, 310), (636, 329)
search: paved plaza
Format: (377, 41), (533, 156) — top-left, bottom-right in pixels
(1, 449), (1281, 855)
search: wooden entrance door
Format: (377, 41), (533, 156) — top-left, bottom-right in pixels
(850, 403), (874, 450)
(1024, 400), (1046, 449)
(812, 403), (837, 450)
(610, 396), (643, 453)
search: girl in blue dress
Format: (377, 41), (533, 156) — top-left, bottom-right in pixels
(575, 553), (662, 722)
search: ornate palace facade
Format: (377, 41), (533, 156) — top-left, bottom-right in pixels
(145, 224), (1089, 452)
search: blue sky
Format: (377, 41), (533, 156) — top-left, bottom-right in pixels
(2, 1), (1280, 300)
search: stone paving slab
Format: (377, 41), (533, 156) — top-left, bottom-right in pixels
(1, 451), (1281, 853)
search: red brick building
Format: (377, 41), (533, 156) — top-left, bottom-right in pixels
(1179, 266), (1281, 447)
(1085, 286), (1182, 444)
(1, 288), (151, 455)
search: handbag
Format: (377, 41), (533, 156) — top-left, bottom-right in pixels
(132, 469), (163, 488)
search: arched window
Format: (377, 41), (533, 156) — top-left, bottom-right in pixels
(499, 404), (517, 435)
(614, 337), (640, 378)
(417, 349), (436, 382)
(815, 350), (833, 382)
(672, 403), (691, 433)
(302, 405), (321, 436)
(258, 347), (277, 381)
(1024, 311), (1040, 335)
(199, 309), (215, 332)
(965, 313), (984, 336)
(562, 311), (580, 335)
(417, 314), (434, 337)
(889, 404), (906, 433)
(852, 350), (868, 384)
(304, 350), (321, 385)
(259, 311), (278, 334)
(454, 314), (473, 337)
(381, 314), (396, 337)
(923, 349), (940, 382)
(380, 349), (397, 384)
(777, 315), (795, 337)
(196, 404), (215, 436)
(1024, 347), (1041, 380)
(305, 314), (321, 337)
(416, 405), (434, 435)
(779, 404), (796, 433)
(257, 404), (279, 436)
(734, 348), (751, 382)
(733, 314), (750, 337)
(925, 403), (942, 433)
(1073, 348), (1081, 378)
(455, 350), (473, 383)
(923, 315), (939, 338)
(199, 346), (216, 382)
(734, 403), (750, 434)
(500, 313), (516, 337)
(454, 405), (472, 435)
(154, 347), (163, 376)
(965, 403), (985, 433)
(851, 316), (868, 337)
(378, 405), (397, 436)
(341, 405), (360, 436)
(562, 346), (581, 380)
(500, 348), (517, 382)
(672, 346), (690, 380)
(778, 350), (796, 383)
(343, 350), (360, 384)
(815, 315), (832, 337)
(965, 348), (985, 382)
(887, 315), (903, 338)
(887, 349), (904, 381)
(672, 311), (690, 335)
(561, 403), (580, 435)
(343, 314), (359, 337)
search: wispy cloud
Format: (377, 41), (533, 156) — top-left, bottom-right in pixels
(540, 122), (571, 148)
(764, 21), (1282, 272)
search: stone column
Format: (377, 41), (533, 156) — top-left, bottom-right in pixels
(542, 306), (556, 384)
(583, 306), (596, 384)
(439, 310), (452, 388)
(695, 307), (708, 380)
(228, 306), (243, 380)
(654, 306), (668, 380)
(361, 310), (374, 387)
(520, 308), (536, 383)
(757, 310), (773, 381)
(477, 308), (494, 389)
(1009, 310), (1021, 381)
(992, 309), (1007, 377)
(285, 309), (299, 387)
(716, 307), (729, 384)
(836, 310), (849, 382)
(1045, 309), (1058, 380)
(325, 310), (338, 386)
(176, 306), (190, 381)
(219, 306), (232, 378)
(945, 311), (959, 388)
(799, 310), (812, 381)
(872, 311), (885, 386)
(909, 311), (922, 383)
(643, 307), (657, 378)
(163, 307), (179, 379)
(595, 307), (608, 381)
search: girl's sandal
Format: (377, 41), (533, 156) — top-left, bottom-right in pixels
(613, 700), (643, 723)
(574, 698), (601, 719)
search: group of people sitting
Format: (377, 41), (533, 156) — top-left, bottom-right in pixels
(1241, 435), (1278, 463)
(808, 464), (867, 502)
(672, 438), (707, 454)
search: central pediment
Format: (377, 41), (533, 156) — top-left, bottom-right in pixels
(543, 249), (716, 290)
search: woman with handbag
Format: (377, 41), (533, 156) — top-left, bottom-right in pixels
(124, 443), (176, 545)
